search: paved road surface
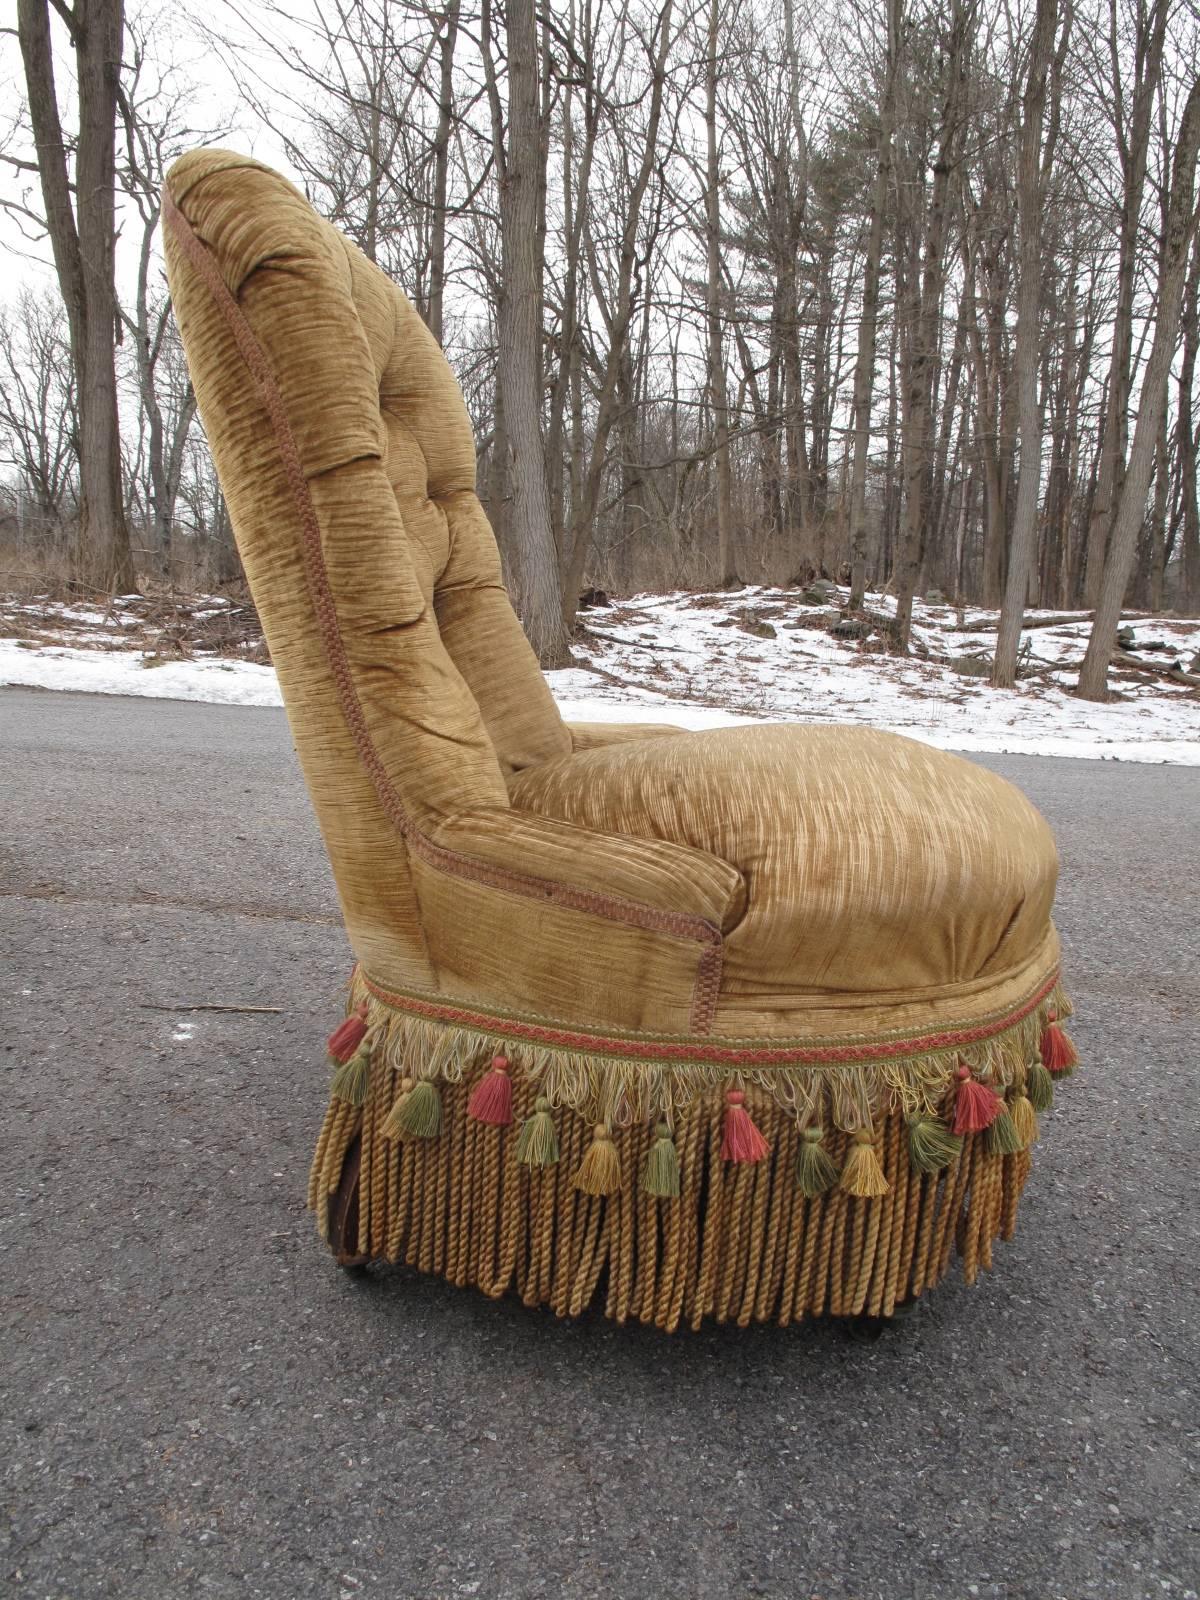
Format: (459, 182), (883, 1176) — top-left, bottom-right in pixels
(2, 688), (1197, 1600)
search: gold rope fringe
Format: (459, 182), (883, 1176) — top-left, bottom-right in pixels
(308, 1063), (1050, 1331)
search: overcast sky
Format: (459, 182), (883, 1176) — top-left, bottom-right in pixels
(1, 1), (310, 301)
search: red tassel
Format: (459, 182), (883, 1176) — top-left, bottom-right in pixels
(327, 1001), (368, 1065)
(952, 1065), (1003, 1135)
(721, 1090), (770, 1163)
(467, 1054), (514, 1126)
(1040, 1022), (1078, 1075)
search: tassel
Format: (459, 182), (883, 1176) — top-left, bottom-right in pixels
(795, 1125), (839, 1196)
(1040, 1021), (1078, 1075)
(467, 1054), (514, 1126)
(573, 1123), (621, 1195)
(642, 1123), (681, 1197)
(721, 1090), (770, 1163)
(952, 1065), (1003, 1135)
(382, 1077), (442, 1140)
(906, 1114), (963, 1174)
(327, 1001), (368, 1065)
(1009, 1092), (1038, 1148)
(986, 1098), (1025, 1155)
(1027, 1059), (1054, 1113)
(839, 1129), (889, 1197)
(516, 1096), (559, 1167)
(330, 1043), (371, 1107)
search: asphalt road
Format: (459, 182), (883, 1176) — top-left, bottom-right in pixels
(2, 687), (1197, 1600)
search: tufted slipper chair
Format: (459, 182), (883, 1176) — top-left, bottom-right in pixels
(163, 150), (1078, 1330)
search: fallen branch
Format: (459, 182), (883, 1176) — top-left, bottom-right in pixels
(579, 627), (695, 654)
(1110, 652), (1200, 687)
(139, 1003), (283, 1014)
(952, 612), (1094, 633)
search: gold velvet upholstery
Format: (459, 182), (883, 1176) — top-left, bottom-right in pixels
(163, 149), (1074, 1328)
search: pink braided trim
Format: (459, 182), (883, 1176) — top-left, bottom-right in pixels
(163, 184), (723, 1032)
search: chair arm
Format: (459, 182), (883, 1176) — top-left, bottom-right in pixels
(416, 806), (747, 1032)
(427, 806), (745, 934)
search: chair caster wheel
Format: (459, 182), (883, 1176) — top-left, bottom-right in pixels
(844, 1316), (889, 1341)
(844, 1298), (920, 1340)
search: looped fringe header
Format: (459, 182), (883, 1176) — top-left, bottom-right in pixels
(350, 967), (1071, 1133)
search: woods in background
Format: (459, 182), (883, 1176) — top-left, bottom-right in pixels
(3, 0), (1200, 697)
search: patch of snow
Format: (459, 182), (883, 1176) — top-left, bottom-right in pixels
(3, 586), (1199, 764)
(0, 641), (282, 706)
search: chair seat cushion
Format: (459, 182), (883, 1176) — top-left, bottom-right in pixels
(507, 723), (1058, 1013)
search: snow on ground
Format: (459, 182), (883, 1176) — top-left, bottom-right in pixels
(0, 639), (284, 706)
(2, 586), (1198, 764)
(552, 587), (1200, 764)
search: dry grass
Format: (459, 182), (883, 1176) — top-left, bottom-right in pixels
(2, 586), (268, 669)
(0, 530), (268, 663)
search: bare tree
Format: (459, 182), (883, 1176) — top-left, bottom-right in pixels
(704, 0), (737, 584)
(890, 0), (974, 651)
(1078, 0), (1170, 608)
(116, 13), (212, 571)
(3, 0), (1199, 655)
(1176, 230), (1200, 610)
(848, 0), (901, 609)
(16, 0), (135, 591)
(0, 288), (79, 535)
(993, 0), (1072, 686)
(1077, 69), (1200, 699)
(483, 0), (568, 662)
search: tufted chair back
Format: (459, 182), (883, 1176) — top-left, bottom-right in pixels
(163, 150), (576, 991)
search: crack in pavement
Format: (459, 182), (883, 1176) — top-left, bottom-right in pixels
(1, 884), (341, 926)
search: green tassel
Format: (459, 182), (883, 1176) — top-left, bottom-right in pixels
(382, 1077), (442, 1139)
(642, 1123), (681, 1198)
(330, 1045), (371, 1107)
(986, 1101), (1024, 1155)
(906, 1115), (963, 1174)
(516, 1096), (559, 1167)
(1027, 1060), (1054, 1113)
(795, 1125), (838, 1196)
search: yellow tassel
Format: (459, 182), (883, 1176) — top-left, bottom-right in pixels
(839, 1129), (889, 1197)
(1009, 1092), (1038, 1148)
(573, 1124), (621, 1195)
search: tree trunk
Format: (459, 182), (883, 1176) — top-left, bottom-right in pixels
(18, 0), (135, 593)
(705, 0), (735, 585)
(891, 0), (969, 651)
(558, 0), (676, 613)
(1080, 0), (1169, 608)
(1176, 229), (1200, 610)
(1145, 415), (1169, 611)
(494, 0), (568, 665)
(427, 1), (460, 347)
(1077, 74), (1200, 701)
(993, 0), (1062, 688)
(846, 18), (894, 610)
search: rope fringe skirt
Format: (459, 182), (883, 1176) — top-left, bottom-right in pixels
(307, 969), (1077, 1330)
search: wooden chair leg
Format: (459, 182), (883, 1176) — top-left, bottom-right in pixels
(327, 1134), (370, 1272)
